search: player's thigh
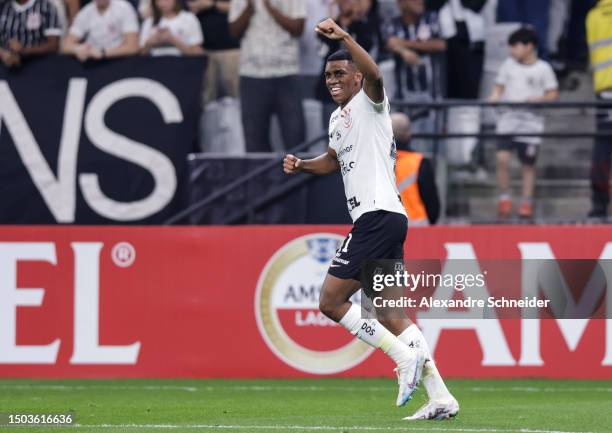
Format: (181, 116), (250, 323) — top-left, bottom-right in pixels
(319, 273), (362, 321)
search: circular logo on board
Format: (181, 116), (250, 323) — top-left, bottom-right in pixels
(254, 233), (374, 374)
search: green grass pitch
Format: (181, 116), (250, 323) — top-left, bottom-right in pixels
(1, 378), (611, 433)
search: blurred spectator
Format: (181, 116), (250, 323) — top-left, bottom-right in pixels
(0, 0), (61, 67)
(229, 0), (306, 153)
(496, 0), (549, 58)
(429, 0), (485, 99)
(586, 0), (612, 218)
(49, 0), (79, 33)
(140, 0), (204, 56)
(316, 0), (378, 124)
(62, 0), (139, 61)
(383, 0), (446, 101)
(188, 0), (241, 103)
(392, 112), (440, 225)
(299, 0), (332, 99)
(489, 27), (559, 220)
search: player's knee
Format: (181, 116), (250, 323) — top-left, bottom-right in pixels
(319, 298), (340, 322)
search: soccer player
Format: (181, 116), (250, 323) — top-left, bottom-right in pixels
(283, 18), (458, 419)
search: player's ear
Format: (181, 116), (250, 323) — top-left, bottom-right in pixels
(355, 71), (363, 84)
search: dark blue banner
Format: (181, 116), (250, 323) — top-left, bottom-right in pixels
(0, 56), (205, 224)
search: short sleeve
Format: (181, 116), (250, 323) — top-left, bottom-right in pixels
(69, 7), (88, 39)
(186, 12), (203, 45)
(228, 0), (247, 23)
(360, 88), (389, 114)
(139, 18), (152, 47)
(119, 1), (139, 34)
(495, 59), (511, 86)
(541, 62), (559, 91)
(42, 0), (62, 36)
(287, 0), (306, 19)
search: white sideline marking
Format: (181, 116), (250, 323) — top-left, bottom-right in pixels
(0, 385), (197, 392)
(75, 424), (596, 433)
(2, 384), (610, 393)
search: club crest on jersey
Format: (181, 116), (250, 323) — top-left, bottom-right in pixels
(341, 107), (353, 129)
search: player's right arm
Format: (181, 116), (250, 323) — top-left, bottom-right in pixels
(283, 148), (340, 175)
(489, 84), (504, 102)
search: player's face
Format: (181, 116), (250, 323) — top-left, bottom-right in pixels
(398, 0), (424, 16)
(510, 42), (533, 62)
(325, 60), (362, 105)
(155, 0), (175, 15)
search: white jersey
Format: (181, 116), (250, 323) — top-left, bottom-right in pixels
(69, 0), (139, 50)
(328, 88), (407, 223)
(140, 11), (203, 56)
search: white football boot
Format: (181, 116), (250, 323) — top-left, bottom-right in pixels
(403, 398), (460, 420)
(394, 349), (427, 406)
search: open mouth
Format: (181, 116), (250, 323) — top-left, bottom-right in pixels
(329, 86), (343, 97)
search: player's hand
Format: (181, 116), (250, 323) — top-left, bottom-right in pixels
(283, 154), (302, 175)
(316, 18), (349, 41)
(89, 45), (103, 60)
(157, 28), (172, 43)
(75, 44), (90, 62)
(399, 47), (420, 66)
(1, 50), (20, 66)
(386, 36), (403, 52)
(8, 39), (23, 53)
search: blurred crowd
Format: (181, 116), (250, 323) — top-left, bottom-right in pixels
(1, 0), (611, 220)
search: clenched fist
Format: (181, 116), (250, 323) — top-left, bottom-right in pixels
(315, 18), (349, 41)
(283, 154), (302, 175)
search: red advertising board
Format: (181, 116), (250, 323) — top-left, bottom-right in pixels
(0, 225), (610, 378)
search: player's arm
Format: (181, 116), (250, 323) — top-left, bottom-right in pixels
(283, 147), (340, 176)
(489, 84), (504, 102)
(387, 36), (446, 53)
(105, 32), (139, 57)
(262, 0), (304, 37)
(229, 0), (255, 39)
(528, 89), (559, 102)
(316, 18), (384, 103)
(11, 36), (59, 56)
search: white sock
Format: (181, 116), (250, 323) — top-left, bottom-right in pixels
(339, 303), (412, 367)
(398, 324), (452, 402)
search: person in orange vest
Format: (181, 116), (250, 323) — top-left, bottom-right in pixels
(392, 112), (440, 225)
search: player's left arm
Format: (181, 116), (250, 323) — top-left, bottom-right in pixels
(316, 18), (384, 103)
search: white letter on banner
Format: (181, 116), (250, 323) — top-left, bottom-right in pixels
(0, 80), (86, 222)
(70, 242), (141, 364)
(417, 243), (515, 366)
(80, 78), (180, 221)
(518, 243), (612, 366)
(0, 243), (60, 363)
